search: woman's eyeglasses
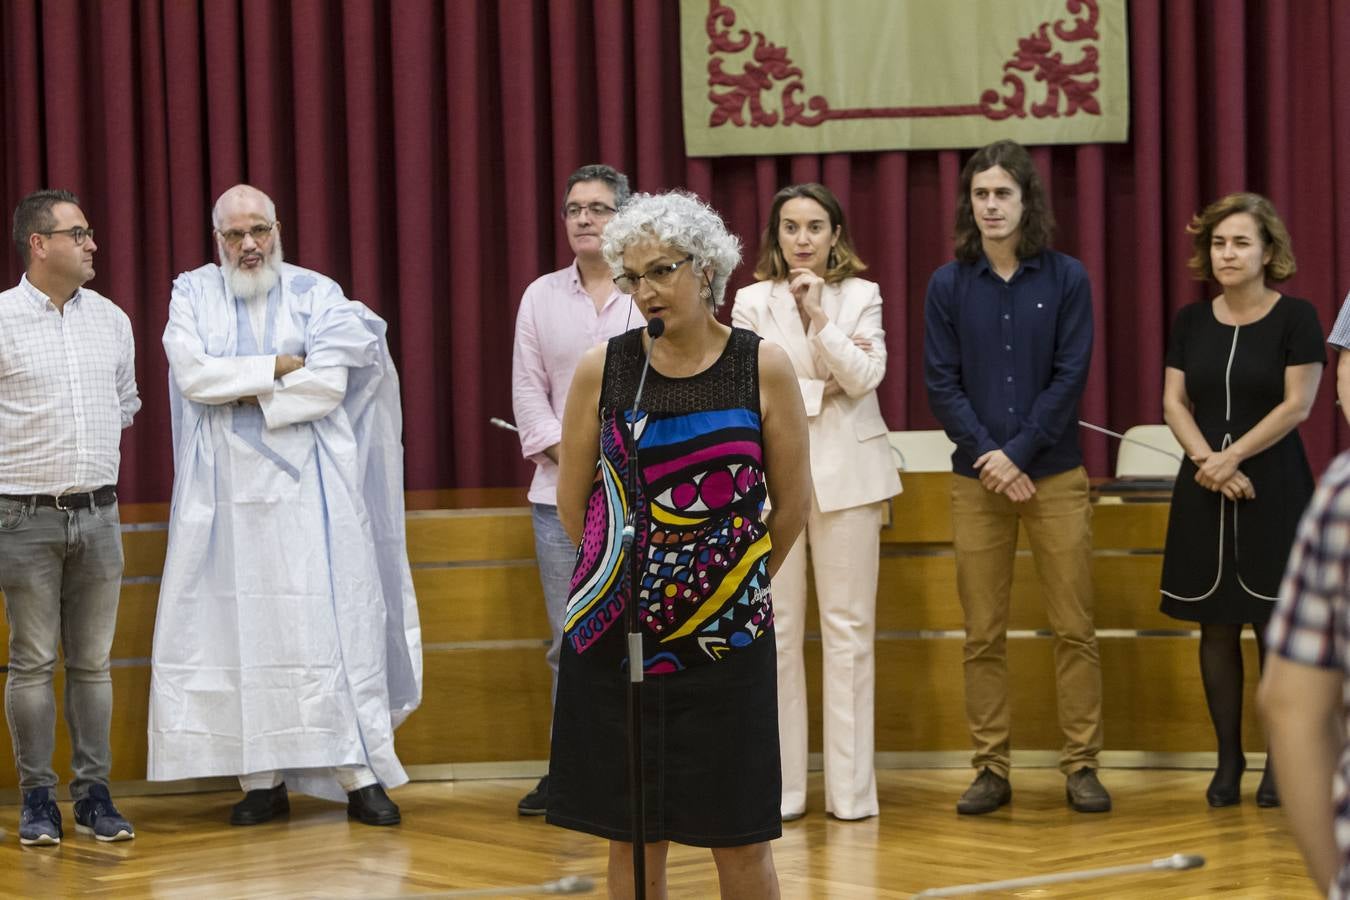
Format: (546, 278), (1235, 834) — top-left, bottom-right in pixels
(614, 256), (693, 295)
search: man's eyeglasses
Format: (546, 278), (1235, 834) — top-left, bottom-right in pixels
(614, 256), (694, 295)
(217, 222), (277, 246)
(40, 226), (95, 246)
(563, 202), (617, 220)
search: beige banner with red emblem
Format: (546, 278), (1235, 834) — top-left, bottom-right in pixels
(680, 0), (1129, 156)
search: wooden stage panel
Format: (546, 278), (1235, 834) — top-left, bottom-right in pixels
(0, 475), (1248, 794)
(121, 527), (168, 579)
(881, 472), (1172, 549)
(397, 649), (552, 765)
(803, 635), (1264, 755)
(404, 510), (534, 564)
(413, 565), (548, 643)
(882, 472), (955, 544)
(869, 552), (1171, 633)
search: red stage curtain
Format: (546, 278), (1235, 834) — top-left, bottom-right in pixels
(2, 0), (1347, 501)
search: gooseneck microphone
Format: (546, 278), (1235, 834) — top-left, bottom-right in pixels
(621, 317), (664, 553)
(1078, 420), (1183, 461)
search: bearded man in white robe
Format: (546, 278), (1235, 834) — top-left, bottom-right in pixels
(149, 184), (422, 827)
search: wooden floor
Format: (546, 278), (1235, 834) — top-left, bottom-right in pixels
(0, 769), (1318, 898)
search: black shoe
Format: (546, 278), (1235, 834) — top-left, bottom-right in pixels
(956, 768), (1011, 815)
(1255, 768), (1280, 808)
(1206, 760), (1245, 808)
(517, 775), (548, 816)
(1066, 767), (1112, 813)
(347, 784), (401, 826)
(230, 784), (289, 826)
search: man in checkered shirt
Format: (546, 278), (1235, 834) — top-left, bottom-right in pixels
(0, 189), (140, 846)
(1261, 451), (1350, 898)
(1329, 294), (1350, 426)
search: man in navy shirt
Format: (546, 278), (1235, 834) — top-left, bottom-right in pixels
(924, 139), (1109, 815)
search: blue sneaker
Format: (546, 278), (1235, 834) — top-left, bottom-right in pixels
(73, 784), (134, 842)
(19, 787), (62, 846)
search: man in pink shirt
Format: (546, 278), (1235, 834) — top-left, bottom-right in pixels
(511, 164), (637, 815)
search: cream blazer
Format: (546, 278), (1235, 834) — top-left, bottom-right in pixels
(731, 277), (902, 513)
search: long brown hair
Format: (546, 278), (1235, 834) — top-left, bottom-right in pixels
(754, 183), (867, 284)
(953, 140), (1055, 264)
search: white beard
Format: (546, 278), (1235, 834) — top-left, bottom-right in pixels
(222, 241), (284, 300)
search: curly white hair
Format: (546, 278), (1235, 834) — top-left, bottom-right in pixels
(600, 191), (742, 310)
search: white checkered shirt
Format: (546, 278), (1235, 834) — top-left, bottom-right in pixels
(0, 275), (140, 494)
(1330, 290), (1350, 350)
(1269, 451), (1350, 899)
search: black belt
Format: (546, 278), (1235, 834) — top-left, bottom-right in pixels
(0, 485), (118, 510)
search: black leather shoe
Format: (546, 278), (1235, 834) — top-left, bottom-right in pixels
(230, 785), (289, 826)
(1066, 767), (1112, 813)
(347, 784), (401, 826)
(956, 768), (1011, 815)
(517, 775), (548, 816)
(1206, 761), (1245, 808)
(1255, 769), (1280, 808)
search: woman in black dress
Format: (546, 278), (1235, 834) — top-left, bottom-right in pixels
(1160, 193), (1324, 807)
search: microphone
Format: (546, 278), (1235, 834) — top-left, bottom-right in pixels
(384, 874), (596, 897)
(914, 853), (1206, 896)
(621, 318), (663, 553)
(1078, 420), (1183, 461)
(630, 318), (664, 423)
(488, 417), (518, 432)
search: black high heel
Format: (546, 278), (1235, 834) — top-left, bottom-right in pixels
(1255, 767), (1280, 808)
(1206, 759), (1245, 807)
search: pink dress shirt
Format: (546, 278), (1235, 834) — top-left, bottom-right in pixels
(511, 261), (637, 504)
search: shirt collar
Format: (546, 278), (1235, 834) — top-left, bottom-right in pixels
(19, 273), (82, 311)
(568, 259), (624, 308)
(974, 250), (1043, 280)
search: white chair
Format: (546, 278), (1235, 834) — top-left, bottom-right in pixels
(1114, 424), (1184, 479)
(887, 430), (957, 472)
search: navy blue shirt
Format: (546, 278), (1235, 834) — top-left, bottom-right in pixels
(923, 249), (1093, 480)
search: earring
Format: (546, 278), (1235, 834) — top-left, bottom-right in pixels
(699, 285), (712, 301)
(828, 247), (838, 269)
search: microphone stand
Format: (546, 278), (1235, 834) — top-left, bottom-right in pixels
(622, 317), (663, 900)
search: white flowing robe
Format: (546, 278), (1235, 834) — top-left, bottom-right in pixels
(149, 262), (422, 801)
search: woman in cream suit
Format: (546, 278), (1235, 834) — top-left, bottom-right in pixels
(731, 183), (901, 821)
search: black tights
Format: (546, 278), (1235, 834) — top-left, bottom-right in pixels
(1199, 622), (1274, 788)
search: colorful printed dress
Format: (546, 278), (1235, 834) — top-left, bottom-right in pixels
(546, 326), (783, 847)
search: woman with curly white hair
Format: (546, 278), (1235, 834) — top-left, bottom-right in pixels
(547, 191), (810, 897)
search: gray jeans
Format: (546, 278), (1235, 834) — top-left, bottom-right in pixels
(0, 498), (123, 799)
(531, 504), (576, 706)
